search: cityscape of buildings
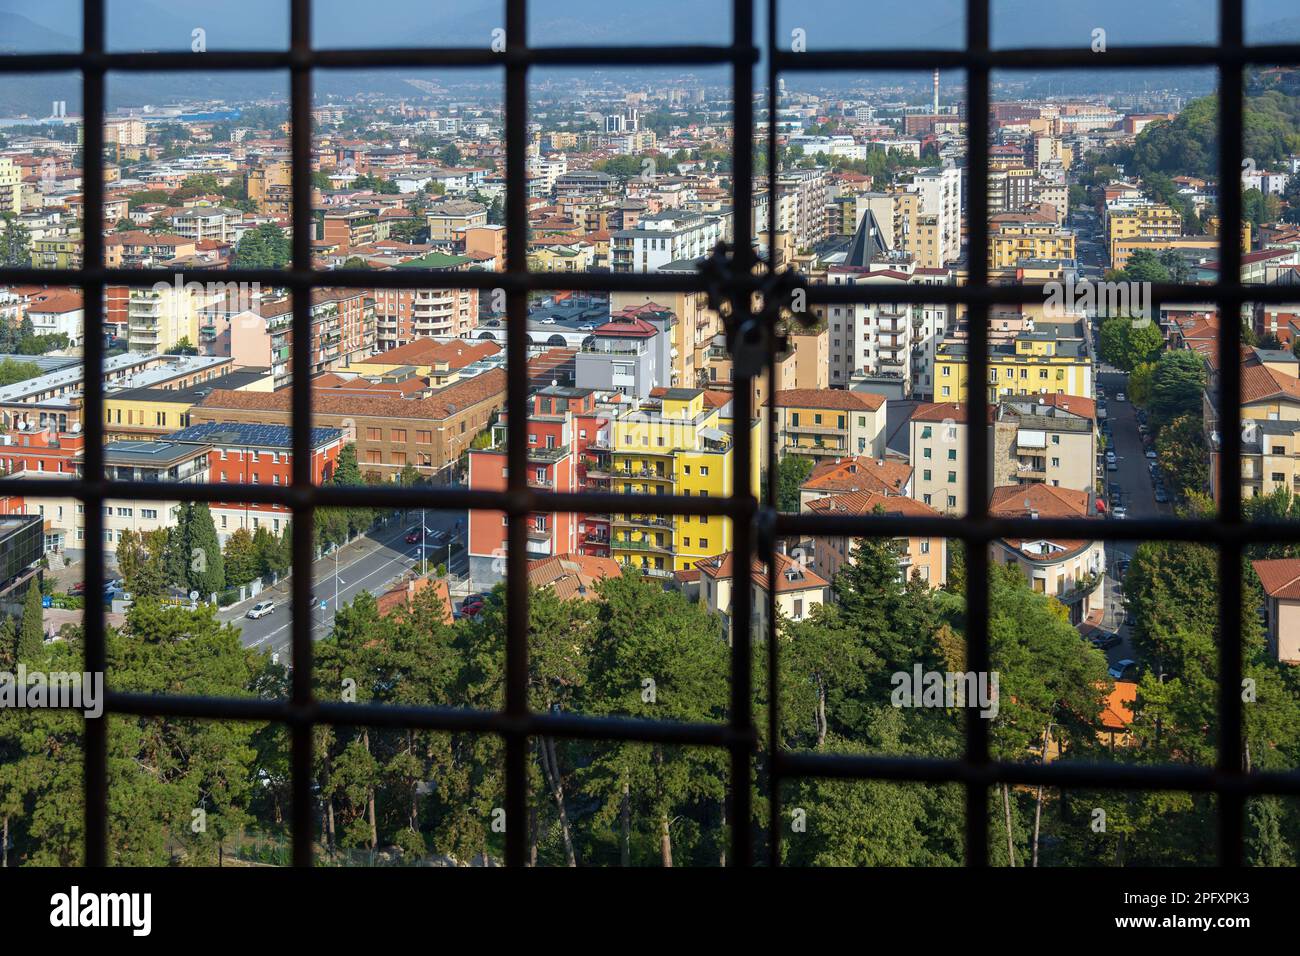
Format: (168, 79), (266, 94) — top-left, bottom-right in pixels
(2, 20), (1300, 870)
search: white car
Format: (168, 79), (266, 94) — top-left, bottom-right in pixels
(1145, 450), (1157, 460)
(246, 600), (276, 620)
(1116, 391), (1127, 402)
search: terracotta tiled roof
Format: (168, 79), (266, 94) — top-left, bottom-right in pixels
(377, 575), (453, 624)
(805, 488), (940, 519)
(910, 401), (997, 425)
(801, 455), (912, 496)
(1241, 360), (1300, 405)
(1252, 558), (1300, 600)
(989, 484), (1093, 557)
(695, 550), (829, 593)
(359, 338), (500, 370)
(769, 388), (885, 411)
(527, 553), (623, 602)
(990, 483), (1089, 518)
(1099, 680), (1137, 731)
(198, 367), (506, 421)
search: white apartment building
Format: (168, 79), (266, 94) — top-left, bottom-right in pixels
(611, 210), (728, 273)
(906, 166), (963, 266)
(825, 262), (954, 398)
(775, 167), (831, 250)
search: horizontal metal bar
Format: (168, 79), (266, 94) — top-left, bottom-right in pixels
(775, 512), (1300, 545)
(774, 43), (1300, 72)
(104, 691), (744, 747)
(0, 44), (753, 75)
(102, 692), (1300, 798)
(5, 41), (1300, 76)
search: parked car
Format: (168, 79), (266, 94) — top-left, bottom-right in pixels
(68, 581), (86, 596)
(1105, 450), (1116, 463)
(1113, 505), (1128, 519)
(405, 529), (422, 544)
(1092, 634), (1123, 651)
(1107, 461), (1118, 472)
(1154, 487), (1169, 503)
(1145, 450), (1157, 460)
(247, 600), (276, 620)
(1116, 391), (1126, 402)
(1108, 659), (1137, 680)
(461, 592), (486, 611)
(462, 600), (486, 618)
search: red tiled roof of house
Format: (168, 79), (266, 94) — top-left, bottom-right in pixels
(198, 367), (506, 421)
(805, 488), (941, 519)
(769, 388), (885, 411)
(1253, 558), (1300, 600)
(359, 338), (500, 370)
(801, 455), (912, 496)
(1099, 680), (1137, 731)
(990, 483), (1089, 518)
(377, 575), (453, 624)
(910, 401), (992, 424)
(527, 553), (623, 602)
(695, 550), (829, 593)
(1242, 358), (1300, 405)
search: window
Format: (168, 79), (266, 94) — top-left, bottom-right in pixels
(33, 0), (1274, 873)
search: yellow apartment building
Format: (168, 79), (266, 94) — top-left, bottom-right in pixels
(934, 324), (1092, 403)
(608, 387), (760, 576)
(987, 213), (1076, 269)
(1106, 204), (1182, 263)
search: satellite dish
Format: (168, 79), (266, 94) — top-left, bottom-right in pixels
(71, 422), (82, 433)
(189, 590), (199, 601)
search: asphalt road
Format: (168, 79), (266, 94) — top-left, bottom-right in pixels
(1096, 369), (1171, 672)
(221, 508), (467, 664)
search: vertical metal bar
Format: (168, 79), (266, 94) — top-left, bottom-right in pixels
(729, 0), (756, 868)
(503, 0), (531, 868)
(81, 0), (108, 869)
(1215, 0), (1245, 867)
(963, 0), (992, 868)
(764, 0), (781, 869)
(289, 0), (316, 868)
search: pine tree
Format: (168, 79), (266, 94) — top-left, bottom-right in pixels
(188, 505), (225, 596)
(0, 614), (15, 670)
(17, 583), (44, 664)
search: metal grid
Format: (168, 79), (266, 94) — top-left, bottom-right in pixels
(0, 0), (1296, 867)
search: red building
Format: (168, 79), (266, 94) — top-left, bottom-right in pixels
(0, 428), (86, 477)
(165, 421), (343, 542)
(465, 385), (611, 586)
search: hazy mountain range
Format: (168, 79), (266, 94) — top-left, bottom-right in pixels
(1, 0), (1298, 114)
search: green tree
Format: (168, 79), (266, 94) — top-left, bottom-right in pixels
(232, 223), (292, 269)
(0, 213), (31, 267)
(773, 454), (815, 513)
(1155, 414), (1208, 499)
(222, 527), (259, 588)
(17, 583), (44, 665)
(1147, 350), (1207, 430)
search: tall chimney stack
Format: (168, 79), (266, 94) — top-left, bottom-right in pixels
(933, 69), (940, 115)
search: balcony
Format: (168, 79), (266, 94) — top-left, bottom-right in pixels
(524, 443), (569, 463)
(527, 475), (554, 489)
(612, 537), (674, 555)
(1057, 571), (1102, 605)
(785, 421), (844, 435)
(613, 515), (674, 529)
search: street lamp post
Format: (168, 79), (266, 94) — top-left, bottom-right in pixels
(421, 506), (427, 577)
